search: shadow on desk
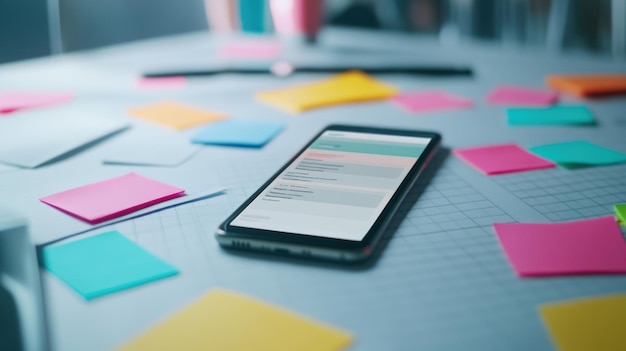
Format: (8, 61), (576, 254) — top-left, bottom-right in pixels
(224, 147), (450, 272)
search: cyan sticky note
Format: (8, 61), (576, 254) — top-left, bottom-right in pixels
(529, 141), (626, 169)
(43, 231), (178, 300)
(507, 106), (595, 126)
(191, 120), (283, 147)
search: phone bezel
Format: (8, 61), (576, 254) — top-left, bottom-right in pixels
(220, 124), (441, 252)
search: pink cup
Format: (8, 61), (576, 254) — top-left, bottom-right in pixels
(269, 0), (324, 42)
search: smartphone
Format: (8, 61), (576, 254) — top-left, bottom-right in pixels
(216, 125), (441, 262)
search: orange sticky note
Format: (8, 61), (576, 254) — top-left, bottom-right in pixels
(546, 74), (626, 98)
(118, 289), (353, 351)
(256, 71), (398, 113)
(128, 101), (227, 130)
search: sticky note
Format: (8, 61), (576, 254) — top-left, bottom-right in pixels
(486, 85), (558, 106)
(614, 204), (626, 223)
(136, 77), (186, 90)
(40, 173), (185, 224)
(493, 216), (626, 277)
(43, 231), (178, 300)
(191, 120), (283, 147)
(529, 141), (626, 169)
(547, 74), (626, 97)
(507, 105), (595, 126)
(128, 101), (227, 130)
(453, 143), (555, 175)
(256, 71), (398, 113)
(118, 289), (353, 351)
(390, 91), (473, 113)
(218, 39), (282, 59)
(540, 294), (626, 351)
(0, 92), (73, 113)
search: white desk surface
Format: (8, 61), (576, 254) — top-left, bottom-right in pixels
(1, 28), (626, 351)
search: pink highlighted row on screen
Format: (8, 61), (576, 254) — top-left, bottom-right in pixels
(301, 150), (416, 168)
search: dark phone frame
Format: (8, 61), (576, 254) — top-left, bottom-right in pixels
(219, 124), (441, 254)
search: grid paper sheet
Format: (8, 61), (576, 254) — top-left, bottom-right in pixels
(49, 154), (626, 351)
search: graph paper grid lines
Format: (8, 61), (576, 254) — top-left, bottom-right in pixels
(47, 154), (626, 351)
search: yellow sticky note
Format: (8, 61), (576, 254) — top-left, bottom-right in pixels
(256, 70), (398, 113)
(128, 101), (227, 130)
(118, 289), (353, 351)
(540, 294), (626, 351)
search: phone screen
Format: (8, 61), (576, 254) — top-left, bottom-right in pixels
(230, 130), (433, 241)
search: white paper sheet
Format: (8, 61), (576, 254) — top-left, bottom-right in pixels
(0, 104), (129, 168)
(101, 124), (200, 167)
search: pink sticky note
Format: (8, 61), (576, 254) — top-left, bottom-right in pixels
(486, 85), (558, 106)
(390, 91), (473, 113)
(0, 92), (74, 113)
(494, 216), (626, 277)
(136, 77), (186, 90)
(453, 143), (555, 175)
(40, 173), (185, 224)
(218, 40), (282, 59)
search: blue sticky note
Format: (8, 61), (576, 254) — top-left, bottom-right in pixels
(507, 106), (595, 126)
(529, 141), (626, 169)
(191, 120), (283, 148)
(43, 231), (178, 300)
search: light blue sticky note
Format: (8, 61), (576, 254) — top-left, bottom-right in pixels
(507, 106), (595, 126)
(43, 231), (178, 300)
(191, 120), (283, 148)
(529, 141), (626, 169)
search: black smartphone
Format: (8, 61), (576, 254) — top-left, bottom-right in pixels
(216, 124), (441, 262)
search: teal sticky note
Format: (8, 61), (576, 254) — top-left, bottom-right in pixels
(191, 120), (283, 147)
(43, 231), (178, 300)
(507, 106), (595, 126)
(529, 141), (626, 169)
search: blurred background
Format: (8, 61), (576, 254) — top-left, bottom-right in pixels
(0, 0), (622, 64)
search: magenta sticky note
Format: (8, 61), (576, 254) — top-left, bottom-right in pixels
(136, 77), (186, 90)
(493, 216), (626, 277)
(390, 91), (473, 113)
(217, 40), (282, 59)
(486, 85), (558, 106)
(453, 143), (555, 175)
(0, 92), (73, 113)
(40, 173), (185, 224)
